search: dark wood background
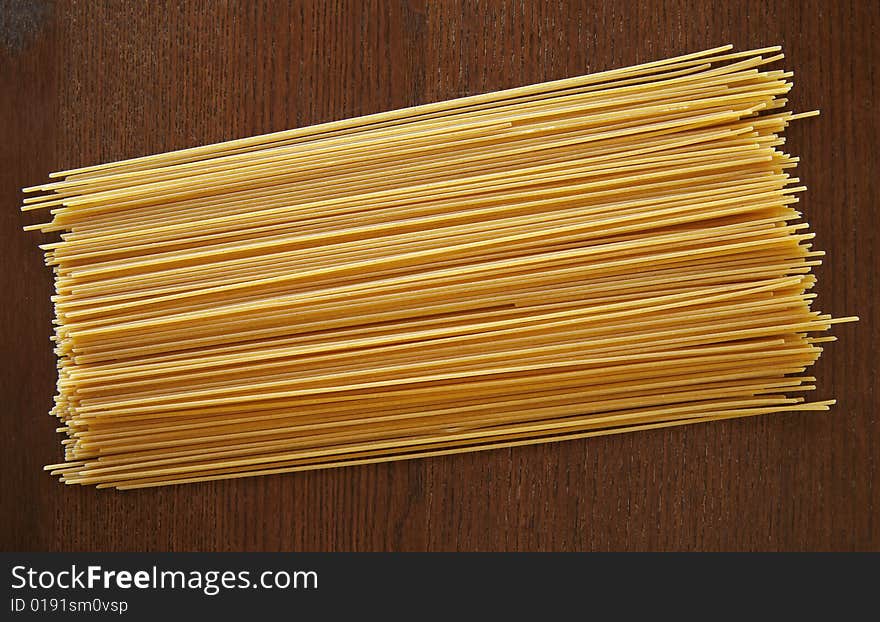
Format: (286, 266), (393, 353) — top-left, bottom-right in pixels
(1, 0), (876, 551)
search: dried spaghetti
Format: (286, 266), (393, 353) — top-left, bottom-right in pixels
(22, 44), (856, 489)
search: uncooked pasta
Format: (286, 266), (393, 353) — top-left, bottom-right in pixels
(21, 44), (856, 489)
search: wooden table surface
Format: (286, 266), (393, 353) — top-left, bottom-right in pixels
(1, 0), (876, 551)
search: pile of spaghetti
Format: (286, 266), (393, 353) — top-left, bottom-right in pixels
(22, 45), (856, 489)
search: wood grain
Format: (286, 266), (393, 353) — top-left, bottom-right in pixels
(1, 0), (876, 551)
